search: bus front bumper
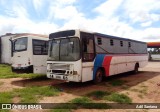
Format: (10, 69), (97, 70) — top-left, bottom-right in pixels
(12, 65), (33, 73)
(47, 73), (80, 82)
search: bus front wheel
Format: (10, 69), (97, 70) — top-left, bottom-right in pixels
(93, 69), (103, 84)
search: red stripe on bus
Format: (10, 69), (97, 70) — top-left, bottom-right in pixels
(102, 56), (112, 76)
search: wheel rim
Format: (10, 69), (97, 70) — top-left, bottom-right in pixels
(96, 70), (102, 82)
(135, 65), (138, 73)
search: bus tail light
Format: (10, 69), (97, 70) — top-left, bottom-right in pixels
(28, 58), (31, 65)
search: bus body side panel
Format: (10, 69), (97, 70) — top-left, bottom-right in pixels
(33, 55), (47, 74)
(110, 55), (148, 76)
(110, 56), (128, 75)
(93, 34), (148, 79)
(81, 62), (94, 82)
(93, 54), (148, 79)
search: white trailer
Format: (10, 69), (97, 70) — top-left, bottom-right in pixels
(11, 33), (48, 74)
(47, 29), (148, 83)
(0, 33), (16, 64)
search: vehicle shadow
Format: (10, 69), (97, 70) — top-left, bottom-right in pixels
(11, 71), (160, 96)
(50, 71), (159, 95)
(11, 75), (64, 87)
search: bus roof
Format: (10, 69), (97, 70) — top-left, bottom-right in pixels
(95, 33), (146, 44)
(13, 33), (48, 38)
(0, 33), (48, 38)
(49, 29), (146, 44)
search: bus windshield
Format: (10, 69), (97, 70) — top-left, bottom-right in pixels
(48, 37), (80, 61)
(14, 37), (28, 52)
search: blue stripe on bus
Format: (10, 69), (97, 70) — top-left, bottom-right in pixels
(93, 54), (106, 80)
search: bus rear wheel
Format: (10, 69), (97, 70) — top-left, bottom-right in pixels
(133, 63), (139, 74)
(93, 69), (103, 84)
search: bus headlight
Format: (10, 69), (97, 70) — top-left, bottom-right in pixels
(66, 71), (69, 74)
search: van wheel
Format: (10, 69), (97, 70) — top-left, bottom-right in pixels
(93, 69), (103, 84)
(134, 64), (139, 74)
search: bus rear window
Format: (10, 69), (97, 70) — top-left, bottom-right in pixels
(14, 37), (28, 52)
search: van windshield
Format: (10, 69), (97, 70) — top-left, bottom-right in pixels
(14, 37), (28, 52)
(48, 37), (80, 61)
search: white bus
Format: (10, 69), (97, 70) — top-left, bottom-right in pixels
(11, 33), (48, 74)
(47, 29), (148, 83)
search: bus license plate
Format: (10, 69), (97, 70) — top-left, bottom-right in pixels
(18, 64), (21, 67)
(55, 76), (61, 79)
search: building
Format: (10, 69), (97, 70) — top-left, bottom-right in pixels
(147, 42), (160, 61)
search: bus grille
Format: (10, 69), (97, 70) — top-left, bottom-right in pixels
(52, 70), (66, 74)
(50, 64), (70, 70)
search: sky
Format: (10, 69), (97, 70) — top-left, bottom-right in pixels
(0, 0), (160, 42)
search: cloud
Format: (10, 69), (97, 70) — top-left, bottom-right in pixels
(47, 0), (78, 21)
(0, 0), (59, 35)
(56, 0), (76, 5)
(0, 0), (159, 42)
(124, 0), (160, 23)
(88, 0), (160, 42)
(141, 21), (152, 27)
(27, 22), (59, 34)
(141, 28), (160, 41)
(12, 5), (29, 18)
(33, 0), (43, 11)
(53, 6), (83, 20)
(59, 0), (127, 34)
(94, 0), (124, 18)
(0, 14), (58, 35)
(53, 0), (160, 42)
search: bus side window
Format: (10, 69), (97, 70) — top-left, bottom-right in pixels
(110, 39), (114, 46)
(97, 37), (102, 45)
(82, 35), (95, 62)
(128, 42), (131, 47)
(33, 40), (48, 55)
(83, 38), (88, 52)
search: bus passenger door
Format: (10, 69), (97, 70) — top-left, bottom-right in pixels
(81, 32), (95, 82)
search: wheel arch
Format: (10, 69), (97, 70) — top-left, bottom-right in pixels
(98, 67), (105, 76)
(93, 67), (105, 84)
(136, 62), (139, 67)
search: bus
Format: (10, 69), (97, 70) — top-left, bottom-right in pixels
(47, 29), (148, 83)
(11, 33), (48, 74)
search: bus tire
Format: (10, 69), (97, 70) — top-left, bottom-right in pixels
(93, 69), (103, 84)
(133, 63), (139, 74)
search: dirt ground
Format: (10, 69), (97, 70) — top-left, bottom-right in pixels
(0, 62), (160, 112)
